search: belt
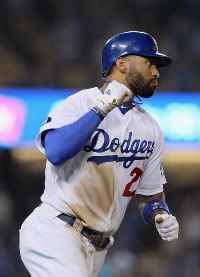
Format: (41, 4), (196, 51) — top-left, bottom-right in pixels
(58, 213), (110, 249)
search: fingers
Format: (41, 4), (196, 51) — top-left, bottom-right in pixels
(155, 216), (164, 224)
(155, 213), (168, 224)
(156, 214), (179, 242)
(122, 90), (134, 103)
(158, 223), (178, 233)
(96, 80), (134, 116)
(104, 81), (132, 105)
(156, 215), (178, 229)
(157, 228), (179, 241)
(154, 213), (177, 227)
(108, 80), (133, 104)
(158, 229), (179, 241)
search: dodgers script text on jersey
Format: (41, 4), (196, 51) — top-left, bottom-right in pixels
(36, 88), (166, 233)
(84, 129), (155, 168)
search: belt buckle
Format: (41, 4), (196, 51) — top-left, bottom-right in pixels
(88, 231), (110, 249)
(98, 234), (110, 249)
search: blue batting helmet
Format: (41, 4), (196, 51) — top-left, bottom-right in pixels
(102, 31), (172, 77)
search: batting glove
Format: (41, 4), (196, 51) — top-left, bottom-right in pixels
(94, 80), (133, 117)
(155, 213), (179, 242)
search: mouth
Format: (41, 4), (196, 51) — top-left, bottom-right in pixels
(151, 79), (158, 88)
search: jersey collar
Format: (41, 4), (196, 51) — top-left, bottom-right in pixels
(118, 102), (135, 114)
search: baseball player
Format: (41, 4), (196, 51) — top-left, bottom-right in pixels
(19, 31), (179, 277)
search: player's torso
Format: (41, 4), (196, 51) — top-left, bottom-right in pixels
(42, 88), (158, 234)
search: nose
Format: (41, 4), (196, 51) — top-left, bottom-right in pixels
(152, 65), (160, 79)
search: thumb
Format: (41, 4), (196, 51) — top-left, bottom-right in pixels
(122, 90), (134, 103)
(155, 213), (169, 225)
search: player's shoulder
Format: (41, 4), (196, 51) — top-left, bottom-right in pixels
(62, 87), (100, 105)
(51, 87), (100, 112)
(135, 103), (162, 131)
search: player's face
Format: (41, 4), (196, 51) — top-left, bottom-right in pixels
(125, 56), (160, 98)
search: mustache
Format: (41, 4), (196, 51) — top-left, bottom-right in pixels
(150, 77), (158, 82)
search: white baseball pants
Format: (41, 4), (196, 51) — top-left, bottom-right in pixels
(19, 203), (112, 277)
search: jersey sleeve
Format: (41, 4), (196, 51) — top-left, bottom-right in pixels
(135, 126), (166, 196)
(36, 94), (82, 154)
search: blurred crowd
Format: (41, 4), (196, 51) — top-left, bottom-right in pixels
(0, 0), (199, 90)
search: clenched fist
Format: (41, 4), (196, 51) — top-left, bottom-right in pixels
(155, 214), (179, 242)
(95, 80), (133, 117)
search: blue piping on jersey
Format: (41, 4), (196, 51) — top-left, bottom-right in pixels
(87, 154), (150, 168)
(43, 110), (102, 165)
(118, 104), (134, 114)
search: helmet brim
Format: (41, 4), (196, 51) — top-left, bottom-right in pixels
(143, 53), (172, 67)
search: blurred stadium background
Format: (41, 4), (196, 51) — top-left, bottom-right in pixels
(0, 0), (199, 276)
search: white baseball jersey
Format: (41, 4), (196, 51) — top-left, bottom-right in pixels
(36, 87), (166, 235)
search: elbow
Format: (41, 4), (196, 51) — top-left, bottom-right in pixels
(45, 148), (74, 166)
(45, 150), (64, 166)
(44, 137), (78, 165)
(48, 157), (62, 166)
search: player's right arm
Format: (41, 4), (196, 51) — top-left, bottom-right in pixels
(38, 81), (132, 165)
(43, 110), (102, 165)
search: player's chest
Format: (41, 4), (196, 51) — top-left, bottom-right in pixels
(84, 110), (156, 169)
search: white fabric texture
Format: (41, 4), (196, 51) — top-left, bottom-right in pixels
(19, 203), (111, 277)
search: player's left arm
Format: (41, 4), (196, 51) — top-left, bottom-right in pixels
(136, 191), (179, 242)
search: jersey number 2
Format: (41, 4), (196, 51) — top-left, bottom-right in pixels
(122, 167), (143, 197)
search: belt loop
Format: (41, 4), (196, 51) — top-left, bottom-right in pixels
(73, 218), (84, 232)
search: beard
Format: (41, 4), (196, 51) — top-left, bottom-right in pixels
(126, 69), (157, 98)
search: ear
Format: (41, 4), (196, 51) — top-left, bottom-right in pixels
(115, 57), (128, 74)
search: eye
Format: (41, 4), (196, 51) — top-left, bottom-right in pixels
(145, 59), (151, 66)
(149, 58), (157, 66)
